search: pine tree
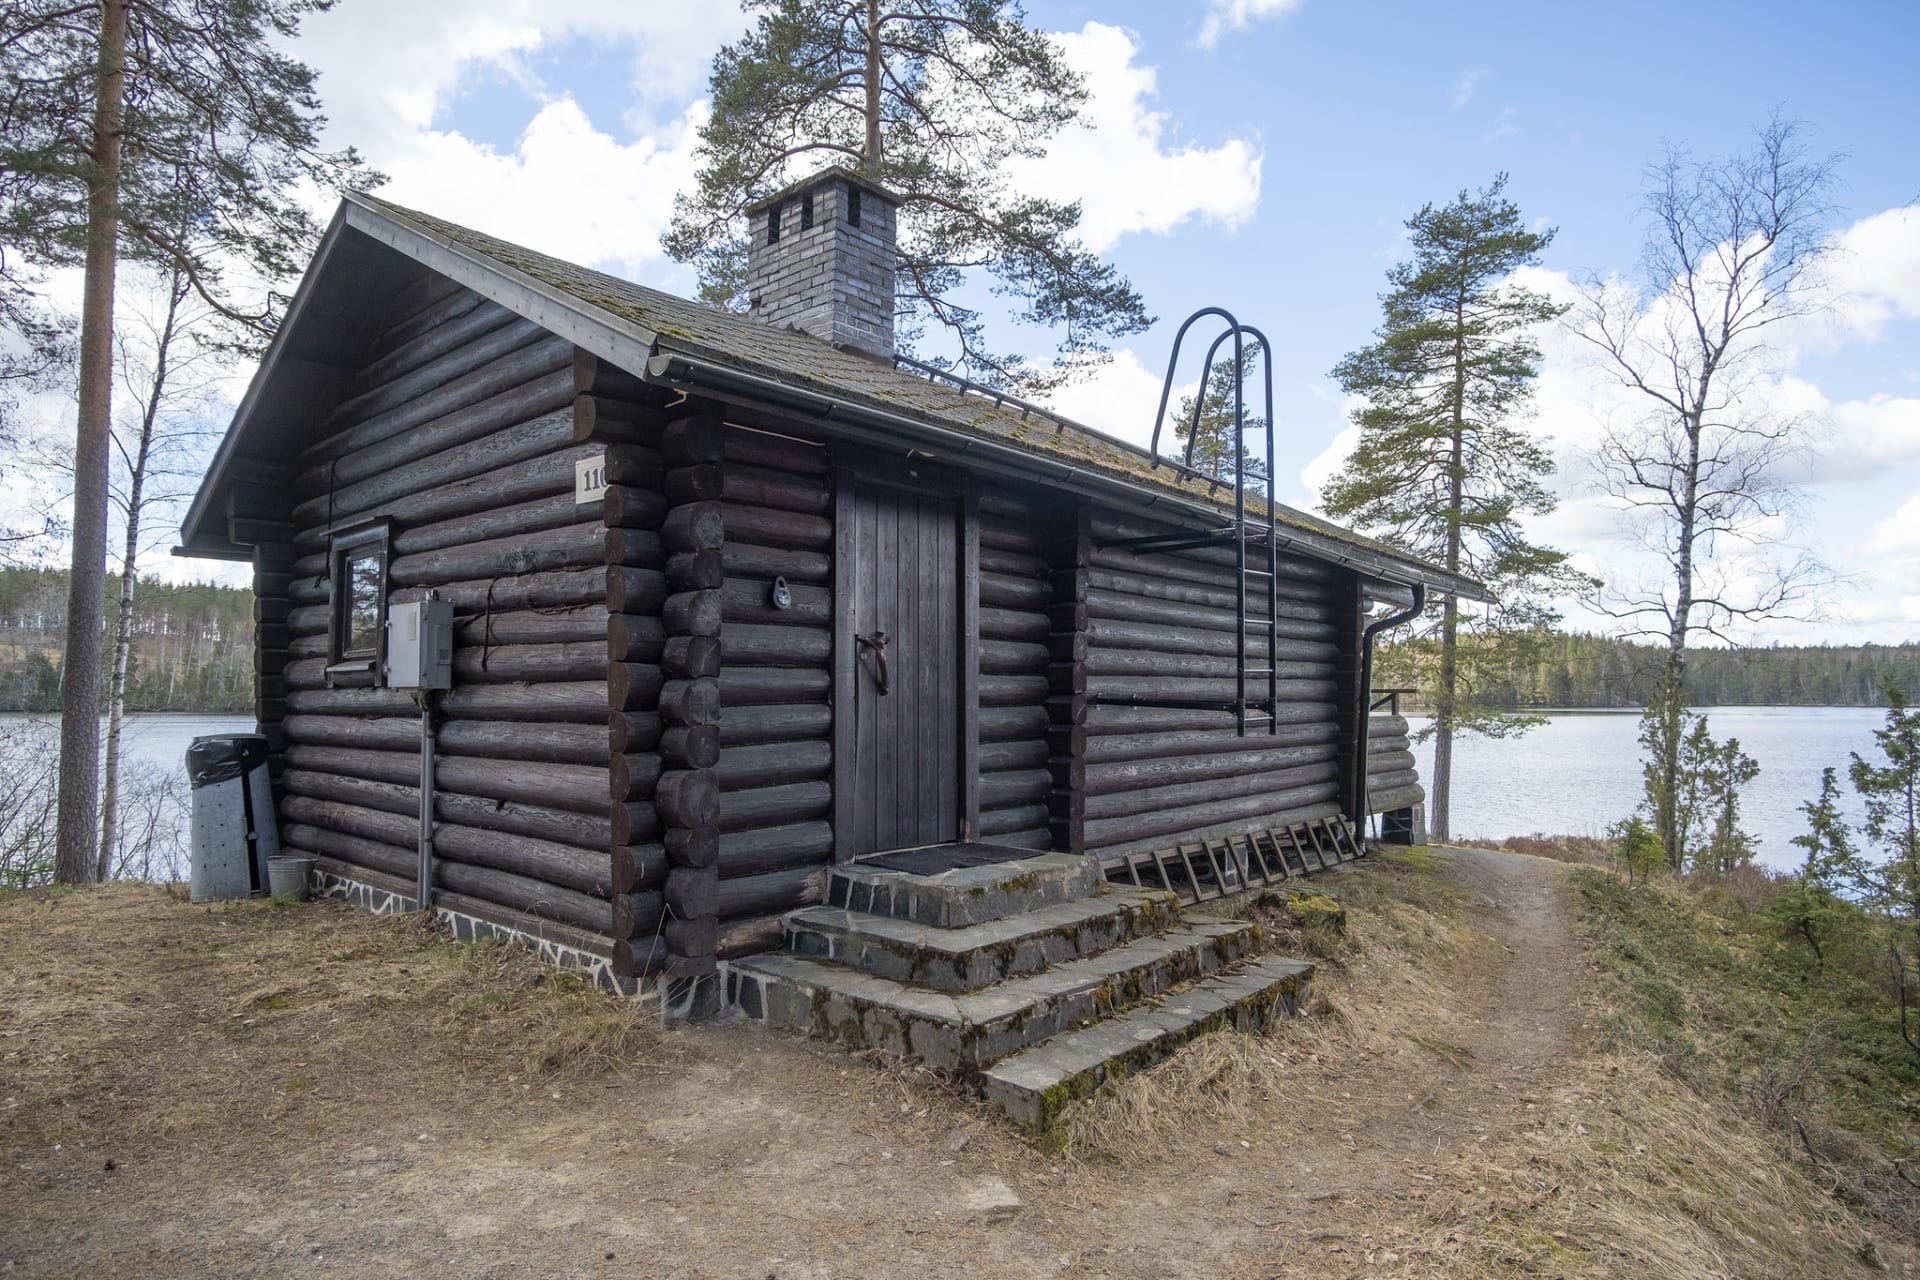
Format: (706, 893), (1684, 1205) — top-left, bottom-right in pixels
(662, 0), (1150, 390)
(1, 0), (376, 882)
(1321, 175), (1581, 841)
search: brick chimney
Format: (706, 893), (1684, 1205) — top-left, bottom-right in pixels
(744, 167), (900, 358)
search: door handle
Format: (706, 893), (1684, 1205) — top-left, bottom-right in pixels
(856, 630), (890, 696)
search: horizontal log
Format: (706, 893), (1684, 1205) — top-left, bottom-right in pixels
(1085, 722), (1338, 764)
(666, 825), (719, 869)
(718, 781), (830, 834)
(977, 518), (1047, 557)
(978, 569), (1051, 612)
(451, 641), (607, 684)
(284, 682), (611, 723)
(717, 739), (832, 791)
(978, 606), (1050, 642)
(979, 673), (1050, 708)
(666, 548), (725, 592)
(664, 867), (716, 920)
(716, 821), (834, 879)
(1367, 767), (1420, 793)
(574, 393), (665, 444)
(716, 913), (786, 961)
(656, 770), (719, 828)
(357, 300), (518, 393)
(1089, 511), (1336, 580)
(1367, 749), (1416, 776)
(724, 624), (831, 668)
(1085, 701), (1334, 736)
(304, 441), (596, 550)
(603, 443), (665, 487)
(723, 464), (831, 514)
(280, 766), (611, 851)
(611, 801), (662, 847)
(281, 796), (614, 909)
(722, 504), (831, 551)
(978, 545), (1049, 581)
(437, 720), (609, 766)
(612, 711), (663, 755)
(454, 605), (607, 647)
(723, 577), (829, 627)
(1370, 714), (1412, 738)
(719, 704), (832, 748)
(980, 639), (1049, 675)
(1086, 760), (1340, 822)
(300, 337), (571, 479)
(1366, 783), (1425, 814)
(615, 889), (667, 941)
(979, 705), (1048, 744)
(723, 541), (831, 586)
(1085, 742), (1337, 796)
(716, 866), (828, 921)
(721, 424), (827, 474)
(389, 521), (622, 587)
(661, 501), (724, 554)
(663, 589), (722, 636)
(976, 809), (1050, 844)
(1368, 735), (1411, 757)
(658, 677), (720, 725)
(1087, 676), (1336, 705)
(1086, 649), (1335, 682)
(979, 739), (1049, 773)
(979, 769), (1051, 810)
(720, 667), (830, 707)
(661, 725), (721, 770)
(662, 416), (726, 467)
(1082, 782), (1342, 853)
(1085, 594), (1336, 644)
(389, 568), (604, 613)
(1084, 566), (1334, 616)
(380, 281), (482, 351)
(324, 317), (550, 439)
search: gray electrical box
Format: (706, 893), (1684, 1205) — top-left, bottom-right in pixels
(387, 599), (453, 689)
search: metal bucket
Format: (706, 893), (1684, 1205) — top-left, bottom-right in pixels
(267, 856), (314, 901)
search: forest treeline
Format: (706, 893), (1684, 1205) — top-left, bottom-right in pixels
(1378, 630), (1920, 710)
(0, 568), (253, 713)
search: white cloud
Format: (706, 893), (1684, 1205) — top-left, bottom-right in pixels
(1483, 106), (1520, 143)
(379, 97), (704, 280)
(1824, 205), (1920, 340)
(1039, 349), (1186, 450)
(1014, 23), (1262, 252)
(1451, 70), (1484, 109)
(1196, 0), (1306, 49)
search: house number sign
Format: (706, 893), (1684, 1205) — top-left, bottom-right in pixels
(576, 454), (607, 504)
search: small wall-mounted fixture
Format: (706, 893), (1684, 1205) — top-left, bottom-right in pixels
(769, 576), (792, 610)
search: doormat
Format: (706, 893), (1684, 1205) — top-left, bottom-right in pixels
(859, 843), (1041, 876)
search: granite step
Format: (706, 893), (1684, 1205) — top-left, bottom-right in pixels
(981, 957), (1315, 1129)
(729, 916), (1261, 1071)
(785, 886), (1182, 991)
(825, 853), (1102, 929)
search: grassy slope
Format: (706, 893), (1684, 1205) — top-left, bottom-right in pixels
(1573, 868), (1920, 1240)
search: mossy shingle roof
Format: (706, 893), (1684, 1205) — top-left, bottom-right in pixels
(352, 193), (1485, 599)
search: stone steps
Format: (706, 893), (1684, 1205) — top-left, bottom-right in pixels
(980, 957), (1314, 1128)
(731, 916), (1261, 1071)
(785, 886), (1181, 992)
(728, 851), (1314, 1127)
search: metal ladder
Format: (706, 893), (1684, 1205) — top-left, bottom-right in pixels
(1102, 308), (1280, 736)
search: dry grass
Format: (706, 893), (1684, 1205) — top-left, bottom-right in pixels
(1459, 832), (1616, 867)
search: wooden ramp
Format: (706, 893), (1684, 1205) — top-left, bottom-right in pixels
(1099, 817), (1365, 905)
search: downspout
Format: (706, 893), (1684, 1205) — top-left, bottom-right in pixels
(1354, 583), (1426, 834)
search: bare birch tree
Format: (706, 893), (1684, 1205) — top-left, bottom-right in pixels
(1571, 115), (1839, 868)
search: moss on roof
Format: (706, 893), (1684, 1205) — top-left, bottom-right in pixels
(355, 193), (1483, 597)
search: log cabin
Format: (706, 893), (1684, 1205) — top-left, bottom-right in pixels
(179, 168), (1480, 1104)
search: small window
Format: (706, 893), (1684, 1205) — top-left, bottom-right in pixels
(847, 184), (862, 228)
(328, 522), (390, 680)
(767, 202), (782, 245)
(801, 190), (815, 230)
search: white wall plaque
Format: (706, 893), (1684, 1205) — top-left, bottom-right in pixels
(576, 453), (607, 504)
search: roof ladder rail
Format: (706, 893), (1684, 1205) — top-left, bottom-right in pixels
(1146, 308), (1281, 736)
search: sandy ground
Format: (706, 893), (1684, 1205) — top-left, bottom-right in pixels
(1, 848), (1901, 1279)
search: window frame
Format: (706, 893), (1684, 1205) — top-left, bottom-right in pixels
(327, 521), (391, 683)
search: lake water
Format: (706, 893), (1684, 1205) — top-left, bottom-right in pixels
(1405, 706), (1887, 870)
(0, 708), (1894, 879)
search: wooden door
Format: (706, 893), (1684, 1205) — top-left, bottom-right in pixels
(839, 482), (963, 855)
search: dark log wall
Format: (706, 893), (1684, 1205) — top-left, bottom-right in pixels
(714, 425), (835, 959)
(1070, 509), (1349, 856)
(1365, 711), (1423, 814)
(273, 277), (620, 966)
(974, 488), (1057, 849)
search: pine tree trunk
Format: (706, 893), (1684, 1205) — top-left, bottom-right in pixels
(1430, 298), (1469, 845)
(54, 0), (130, 886)
(863, 0), (882, 171)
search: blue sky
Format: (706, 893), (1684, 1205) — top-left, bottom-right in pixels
(262, 0), (1920, 640)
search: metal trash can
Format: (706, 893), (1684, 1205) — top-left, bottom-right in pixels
(187, 734), (281, 902)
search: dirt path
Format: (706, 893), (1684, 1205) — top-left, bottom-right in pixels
(3, 850), (1868, 1279)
